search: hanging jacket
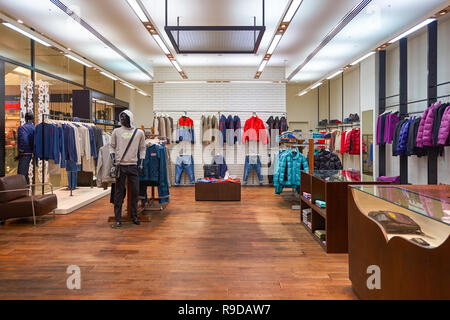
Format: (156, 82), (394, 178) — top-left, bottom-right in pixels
(176, 116), (195, 144)
(422, 102), (441, 147)
(384, 112), (400, 144)
(242, 116), (268, 144)
(210, 115), (218, 143)
(437, 105), (450, 146)
(233, 115), (241, 144)
(274, 149), (309, 194)
(314, 149), (343, 170)
(17, 122), (35, 154)
(219, 115), (227, 144)
(139, 143), (169, 203)
(392, 119), (407, 156)
(279, 116), (288, 133)
(225, 115), (235, 145)
(416, 104), (434, 148)
(340, 130), (347, 155)
(397, 118), (413, 155)
(407, 117), (422, 156)
(34, 122), (65, 167)
(432, 103), (448, 146)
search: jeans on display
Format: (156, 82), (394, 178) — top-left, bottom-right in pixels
(114, 165), (139, 223)
(66, 160), (81, 190)
(175, 155), (195, 184)
(18, 154), (32, 184)
(243, 155), (263, 182)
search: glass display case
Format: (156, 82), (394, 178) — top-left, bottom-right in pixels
(348, 184), (450, 299)
(351, 185), (450, 248)
(313, 170), (375, 182)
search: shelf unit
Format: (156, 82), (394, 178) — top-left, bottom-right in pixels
(300, 170), (391, 253)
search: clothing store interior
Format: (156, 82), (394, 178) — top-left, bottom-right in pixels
(0, 0), (449, 301)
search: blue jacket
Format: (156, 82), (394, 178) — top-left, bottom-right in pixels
(17, 122), (35, 154)
(274, 149), (309, 194)
(139, 144), (169, 203)
(62, 124), (78, 163)
(219, 115), (227, 144)
(34, 123), (65, 167)
(233, 115), (241, 144)
(397, 118), (413, 155)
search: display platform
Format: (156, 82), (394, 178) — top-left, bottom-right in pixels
(195, 182), (241, 201)
(53, 187), (111, 214)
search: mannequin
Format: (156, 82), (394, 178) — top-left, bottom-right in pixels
(17, 112), (35, 184)
(109, 110), (146, 228)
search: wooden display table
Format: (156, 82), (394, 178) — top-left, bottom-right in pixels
(300, 170), (390, 253)
(195, 182), (241, 201)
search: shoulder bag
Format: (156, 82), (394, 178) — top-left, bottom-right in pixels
(110, 129), (138, 179)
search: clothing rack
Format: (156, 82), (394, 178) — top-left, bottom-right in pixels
(41, 114), (96, 196)
(384, 93), (450, 109)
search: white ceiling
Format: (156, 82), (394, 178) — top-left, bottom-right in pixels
(0, 0), (448, 86)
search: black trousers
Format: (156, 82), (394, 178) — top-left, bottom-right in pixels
(114, 165), (139, 222)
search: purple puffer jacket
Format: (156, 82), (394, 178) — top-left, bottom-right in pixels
(437, 105), (450, 146)
(423, 102), (441, 147)
(416, 104), (434, 148)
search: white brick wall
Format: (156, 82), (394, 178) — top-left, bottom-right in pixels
(153, 72), (286, 185)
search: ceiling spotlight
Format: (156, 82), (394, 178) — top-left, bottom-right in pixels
(389, 18), (436, 43)
(17, 19), (23, 24)
(2, 22), (51, 47)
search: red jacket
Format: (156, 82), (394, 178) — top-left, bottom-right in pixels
(340, 131), (347, 155)
(242, 116), (268, 144)
(344, 128), (366, 154)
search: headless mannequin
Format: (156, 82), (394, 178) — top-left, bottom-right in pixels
(110, 113), (144, 172)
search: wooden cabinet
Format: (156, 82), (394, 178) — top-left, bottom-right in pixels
(348, 185), (450, 299)
(300, 170), (390, 253)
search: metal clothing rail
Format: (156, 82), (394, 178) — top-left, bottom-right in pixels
(153, 110), (287, 115)
(384, 93), (450, 109)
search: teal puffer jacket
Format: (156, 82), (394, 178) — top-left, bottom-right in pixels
(274, 149), (309, 194)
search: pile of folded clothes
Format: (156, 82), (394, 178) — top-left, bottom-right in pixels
(302, 208), (312, 229)
(314, 229), (326, 242)
(315, 200), (326, 208)
(197, 177), (240, 183)
(302, 192), (311, 201)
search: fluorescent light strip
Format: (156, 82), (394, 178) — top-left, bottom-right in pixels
(258, 60), (268, 72)
(65, 54), (92, 68)
(267, 34), (282, 55)
(327, 70), (343, 80)
(298, 90), (308, 96)
(2, 22), (51, 47)
(138, 90), (148, 96)
(100, 71), (118, 81)
(351, 51), (375, 66)
(311, 82), (322, 89)
(122, 82), (135, 89)
(165, 81), (206, 84)
(389, 18), (435, 43)
(126, 0), (149, 22)
(283, 0), (303, 23)
(171, 61), (182, 73)
(152, 34), (170, 55)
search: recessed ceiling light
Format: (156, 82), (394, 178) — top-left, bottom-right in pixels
(283, 0), (303, 23)
(350, 51), (375, 66)
(152, 34), (170, 55)
(258, 60), (268, 72)
(2, 22), (51, 47)
(126, 0), (149, 22)
(311, 82), (322, 89)
(121, 82), (135, 89)
(65, 54), (92, 68)
(17, 19), (23, 24)
(100, 71), (118, 81)
(171, 60), (182, 73)
(389, 18), (436, 43)
(267, 34), (282, 55)
(327, 70), (343, 80)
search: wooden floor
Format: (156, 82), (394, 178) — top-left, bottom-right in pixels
(0, 187), (356, 299)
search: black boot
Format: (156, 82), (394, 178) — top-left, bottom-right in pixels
(132, 218), (141, 225)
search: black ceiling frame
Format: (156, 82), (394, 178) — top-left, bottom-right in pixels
(164, 0), (266, 54)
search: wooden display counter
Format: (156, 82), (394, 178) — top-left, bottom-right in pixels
(348, 185), (450, 299)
